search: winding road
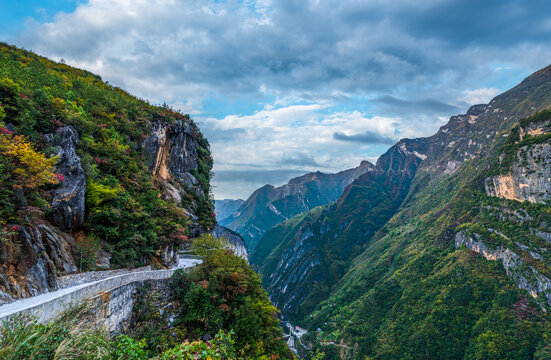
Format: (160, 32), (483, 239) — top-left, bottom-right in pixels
(0, 256), (201, 324)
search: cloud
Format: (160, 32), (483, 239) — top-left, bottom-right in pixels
(280, 153), (321, 167)
(13, 0), (551, 108)
(460, 88), (501, 105)
(7, 0), (551, 198)
(371, 95), (463, 118)
(333, 130), (396, 144)
(372, 95), (461, 115)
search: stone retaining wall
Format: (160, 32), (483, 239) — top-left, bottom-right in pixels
(0, 267), (189, 328)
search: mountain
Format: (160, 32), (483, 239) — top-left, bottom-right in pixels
(214, 198), (244, 222)
(254, 65), (551, 358)
(0, 43), (215, 303)
(221, 160), (376, 250)
(251, 137), (427, 319)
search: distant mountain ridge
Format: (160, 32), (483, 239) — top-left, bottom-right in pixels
(220, 160), (376, 250)
(251, 137), (427, 318)
(214, 199), (244, 222)
(251, 64), (551, 358)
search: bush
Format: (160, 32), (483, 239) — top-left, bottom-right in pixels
(171, 234), (294, 359)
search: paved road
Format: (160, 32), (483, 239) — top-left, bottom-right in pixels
(0, 257), (201, 323)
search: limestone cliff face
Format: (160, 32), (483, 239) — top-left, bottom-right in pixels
(46, 126), (86, 231)
(144, 119), (212, 236)
(0, 126), (84, 304)
(456, 111), (551, 308)
(456, 231), (551, 306)
(485, 118), (551, 204)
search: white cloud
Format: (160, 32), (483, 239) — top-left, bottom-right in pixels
(7, 0), (551, 198)
(460, 88), (501, 105)
(197, 103), (414, 197)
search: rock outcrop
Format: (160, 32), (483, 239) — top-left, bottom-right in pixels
(456, 231), (551, 306)
(0, 126), (85, 304)
(0, 224), (77, 304)
(485, 117), (551, 204)
(212, 225), (249, 260)
(144, 120), (210, 236)
(46, 126), (86, 231)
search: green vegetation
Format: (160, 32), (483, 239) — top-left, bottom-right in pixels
(297, 110), (551, 359)
(170, 234), (294, 359)
(252, 165), (407, 321)
(0, 235), (294, 360)
(0, 310), (235, 360)
(0, 42), (214, 267)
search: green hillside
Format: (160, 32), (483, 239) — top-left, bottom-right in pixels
(0, 42), (214, 268)
(253, 65), (551, 359)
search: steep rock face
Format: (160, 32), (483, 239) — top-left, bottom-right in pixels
(222, 160), (376, 250)
(212, 225), (249, 260)
(0, 126), (84, 304)
(0, 224), (77, 304)
(144, 120), (210, 236)
(144, 120), (202, 199)
(253, 139), (427, 319)
(46, 126), (86, 231)
(456, 231), (551, 305)
(485, 117), (551, 204)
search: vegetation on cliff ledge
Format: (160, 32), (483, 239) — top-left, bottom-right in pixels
(0, 42), (214, 267)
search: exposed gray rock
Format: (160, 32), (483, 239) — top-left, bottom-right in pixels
(46, 126), (86, 230)
(144, 120), (207, 236)
(212, 225), (248, 260)
(485, 119), (551, 204)
(535, 229), (551, 244)
(144, 120), (201, 191)
(0, 223), (77, 304)
(456, 231), (551, 306)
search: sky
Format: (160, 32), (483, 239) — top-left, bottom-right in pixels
(1, 0), (551, 200)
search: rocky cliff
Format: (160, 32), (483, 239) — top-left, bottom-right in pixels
(0, 43), (214, 303)
(485, 115), (551, 204)
(46, 126), (86, 231)
(144, 119), (214, 236)
(212, 225), (249, 260)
